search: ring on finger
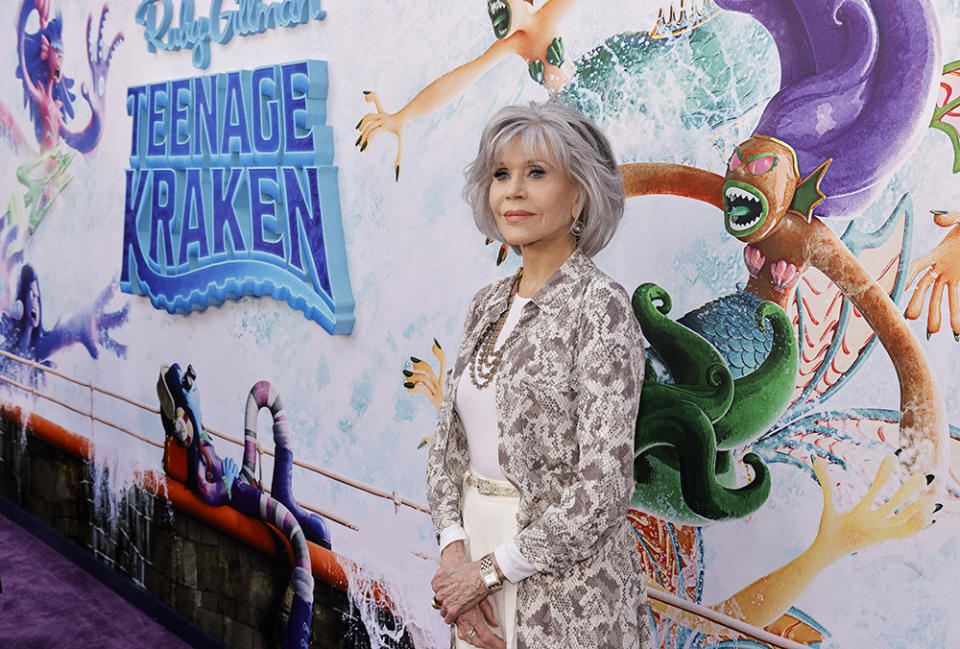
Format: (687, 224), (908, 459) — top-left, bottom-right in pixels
(431, 596), (441, 610)
(466, 629), (477, 639)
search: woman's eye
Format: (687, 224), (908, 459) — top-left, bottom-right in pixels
(528, 167), (546, 178)
(493, 169), (509, 180)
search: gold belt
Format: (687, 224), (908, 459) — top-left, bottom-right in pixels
(465, 471), (520, 498)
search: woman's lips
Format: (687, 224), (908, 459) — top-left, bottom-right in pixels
(503, 210), (535, 224)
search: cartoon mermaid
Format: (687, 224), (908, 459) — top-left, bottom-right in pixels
(1, 0), (123, 232)
(621, 0), (950, 481)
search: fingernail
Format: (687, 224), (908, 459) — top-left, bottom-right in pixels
(934, 503), (943, 513)
(403, 382), (415, 389)
(355, 119), (362, 129)
(954, 332), (959, 342)
(931, 210), (946, 215)
(926, 474), (935, 485)
(360, 142), (367, 152)
(926, 330), (931, 341)
(402, 369), (413, 377)
(894, 448), (902, 456)
(410, 356), (422, 363)
(355, 134), (362, 146)
(395, 165), (400, 182)
(363, 90), (370, 95)
(434, 338), (442, 349)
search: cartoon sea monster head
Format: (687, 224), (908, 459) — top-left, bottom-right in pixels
(157, 363), (203, 447)
(487, 0), (532, 40)
(722, 135), (831, 243)
(487, 0), (512, 39)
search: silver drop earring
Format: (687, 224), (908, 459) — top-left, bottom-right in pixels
(570, 218), (585, 236)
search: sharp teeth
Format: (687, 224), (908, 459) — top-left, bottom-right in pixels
(725, 186), (760, 203)
(729, 215), (761, 231)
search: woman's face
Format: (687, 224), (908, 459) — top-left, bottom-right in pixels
(488, 137), (580, 254)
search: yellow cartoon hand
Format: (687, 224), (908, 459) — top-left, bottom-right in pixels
(905, 211), (960, 339)
(404, 339), (445, 411)
(403, 339), (447, 447)
(357, 91), (405, 181)
(810, 456), (935, 562)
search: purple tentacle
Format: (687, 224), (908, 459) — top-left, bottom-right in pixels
(232, 482), (314, 648)
(718, 0), (941, 218)
(242, 381), (277, 483)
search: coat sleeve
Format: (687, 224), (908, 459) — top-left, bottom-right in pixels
(425, 288), (485, 542)
(513, 279), (645, 575)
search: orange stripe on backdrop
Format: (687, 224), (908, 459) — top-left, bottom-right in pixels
(0, 404), (396, 611)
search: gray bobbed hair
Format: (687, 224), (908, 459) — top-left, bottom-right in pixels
(462, 100), (625, 258)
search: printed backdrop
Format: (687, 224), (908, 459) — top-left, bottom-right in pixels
(2, 0), (960, 647)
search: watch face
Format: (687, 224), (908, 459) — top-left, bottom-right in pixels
(480, 554), (503, 589)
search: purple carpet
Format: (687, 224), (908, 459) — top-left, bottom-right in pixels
(0, 512), (194, 648)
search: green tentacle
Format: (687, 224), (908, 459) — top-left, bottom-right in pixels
(634, 401), (771, 524)
(632, 283), (734, 422)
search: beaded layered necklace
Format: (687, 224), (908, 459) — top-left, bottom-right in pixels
(469, 270), (524, 390)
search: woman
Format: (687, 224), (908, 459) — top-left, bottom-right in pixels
(425, 100), (651, 648)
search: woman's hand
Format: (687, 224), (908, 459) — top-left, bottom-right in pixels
(431, 557), (490, 624)
(440, 539), (468, 567)
(455, 603), (505, 649)
(435, 541), (505, 646)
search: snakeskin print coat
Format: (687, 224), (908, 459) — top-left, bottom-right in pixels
(426, 249), (652, 648)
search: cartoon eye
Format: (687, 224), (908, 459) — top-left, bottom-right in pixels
(747, 155), (776, 175)
(728, 147), (743, 172)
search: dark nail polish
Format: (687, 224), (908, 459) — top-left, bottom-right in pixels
(355, 119), (362, 129)
(926, 474), (935, 485)
(926, 330), (931, 341)
(395, 165), (400, 182)
(403, 382), (415, 389)
(934, 503), (943, 513)
(434, 338), (442, 349)
(894, 448), (902, 456)
(363, 90), (370, 95)
(360, 142), (367, 152)
(931, 210), (946, 215)
(410, 356), (422, 363)
(402, 369), (413, 377)
(954, 332), (959, 342)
